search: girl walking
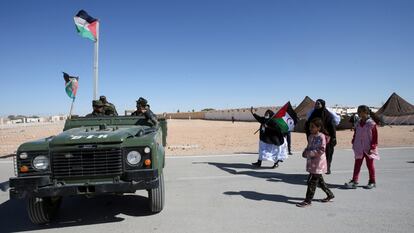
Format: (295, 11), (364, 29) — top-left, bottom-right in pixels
(297, 118), (334, 207)
(305, 99), (337, 174)
(345, 105), (380, 189)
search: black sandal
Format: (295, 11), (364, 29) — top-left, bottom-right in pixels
(321, 196), (335, 203)
(296, 201), (311, 207)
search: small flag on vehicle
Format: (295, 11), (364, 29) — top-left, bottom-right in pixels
(63, 72), (79, 99)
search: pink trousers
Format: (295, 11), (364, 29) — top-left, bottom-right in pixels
(352, 154), (376, 183)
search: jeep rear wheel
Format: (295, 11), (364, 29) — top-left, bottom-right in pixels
(27, 196), (62, 224)
(148, 172), (165, 213)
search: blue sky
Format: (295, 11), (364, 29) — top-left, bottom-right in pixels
(0, 0), (413, 116)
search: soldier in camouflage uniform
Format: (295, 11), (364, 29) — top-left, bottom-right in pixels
(99, 95), (118, 116)
(131, 97), (158, 126)
(85, 100), (105, 117)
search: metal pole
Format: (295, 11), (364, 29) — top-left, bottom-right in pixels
(69, 99), (75, 119)
(93, 22), (99, 100)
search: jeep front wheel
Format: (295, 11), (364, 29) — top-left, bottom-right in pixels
(27, 196), (62, 224)
(148, 172), (165, 213)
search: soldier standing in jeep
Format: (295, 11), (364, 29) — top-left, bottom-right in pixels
(131, 97), (158, 126)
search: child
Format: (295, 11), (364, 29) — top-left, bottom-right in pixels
(345, 105), (379, 189)
(297, 118), (334, 207)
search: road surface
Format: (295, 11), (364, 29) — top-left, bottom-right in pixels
(0, 147), (413, 233)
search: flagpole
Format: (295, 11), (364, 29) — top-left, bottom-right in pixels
(69, 98), (75, 119)
(93, 22), (99, 100)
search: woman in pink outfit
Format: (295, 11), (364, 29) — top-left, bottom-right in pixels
(345, 105), (380, 189)
(297, 118), (334, 208)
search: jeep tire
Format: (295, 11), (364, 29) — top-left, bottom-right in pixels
(148, 172), (165, 212)
(27, 196), (62, 224)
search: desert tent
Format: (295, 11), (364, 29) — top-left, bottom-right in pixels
(295, 96), (315, 119)
(294, 96), (315, 132)
(376, 92), (414, 125)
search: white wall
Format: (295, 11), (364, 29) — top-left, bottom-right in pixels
(26, 118), (40, 123)
(205, 107), (279, 121)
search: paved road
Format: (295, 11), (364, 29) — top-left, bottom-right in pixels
(1, 147), (414, 233)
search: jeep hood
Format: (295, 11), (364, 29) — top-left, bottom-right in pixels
(49, 125), (152, 146)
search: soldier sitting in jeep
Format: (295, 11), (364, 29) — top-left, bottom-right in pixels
(85, 100), (106, 117)
(100, 95), (118, 116)
(131, 97), (158, 126)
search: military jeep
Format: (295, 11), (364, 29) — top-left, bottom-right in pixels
(9, 116), (167, 224)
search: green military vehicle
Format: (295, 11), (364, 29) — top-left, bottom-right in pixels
(9, 115), (167, 224)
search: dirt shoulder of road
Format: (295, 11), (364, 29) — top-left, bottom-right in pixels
(1, 120), (413, 157)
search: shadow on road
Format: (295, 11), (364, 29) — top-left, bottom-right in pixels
(233, 152), (258, 155)
(205, 162), (308, 186)
(0, 194), (154, 232)
(224, 191), (303, 205)
(205, 162), (346, 190)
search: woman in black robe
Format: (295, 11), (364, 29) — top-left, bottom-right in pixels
(251, 107), (286, 168)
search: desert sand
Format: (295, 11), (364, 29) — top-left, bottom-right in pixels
(1, 120), (414, 156)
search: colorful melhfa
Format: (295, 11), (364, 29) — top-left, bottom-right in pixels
(74, 10), (99, 41)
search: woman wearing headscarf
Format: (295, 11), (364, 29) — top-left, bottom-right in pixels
(251, 107), (288, 168)
(305, 99), (337, 174)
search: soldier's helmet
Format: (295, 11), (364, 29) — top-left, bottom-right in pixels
(92, 100), (104, 107)
(99, 95), (107, 103)
(137, 97), (148, 107)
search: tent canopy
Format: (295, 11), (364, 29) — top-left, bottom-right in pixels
(376, 93), (414, 116)
(294, 96), (315, 119)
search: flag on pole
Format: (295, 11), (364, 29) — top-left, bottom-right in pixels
(74, 10), (99, 41)
(63, 72), (79, 99)
(272, 102), (298, 133)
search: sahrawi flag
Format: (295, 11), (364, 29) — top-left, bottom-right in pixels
(74, 10), (98, 41)
(272, 102), (299, 134)
(63, 72), (79, 99)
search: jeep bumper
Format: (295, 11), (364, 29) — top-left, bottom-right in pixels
(9, 169), (159, 199)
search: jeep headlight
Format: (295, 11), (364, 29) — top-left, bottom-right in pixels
(32, 155), (49, 170)
(127, 151), (142, 165)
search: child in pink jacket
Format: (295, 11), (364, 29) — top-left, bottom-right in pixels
(345, 105), (380, 189)
(297, 118), (334, 207)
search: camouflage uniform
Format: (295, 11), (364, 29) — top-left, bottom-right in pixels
(85, 100), (106, 118)
(103, 102), (118, 116)
(100, 96), (118, 116)
(131, 97), (158, 126)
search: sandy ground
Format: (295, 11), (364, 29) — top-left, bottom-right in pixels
(1, 120), (414, 156)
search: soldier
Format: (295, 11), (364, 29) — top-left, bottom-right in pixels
(99, 95), (118, 116)
(85, 100), (105, 117)
(131, 97), (158, 126)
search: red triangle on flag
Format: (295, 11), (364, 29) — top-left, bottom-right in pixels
(87, 21), (99, 39)
(274, 103), (288, 118)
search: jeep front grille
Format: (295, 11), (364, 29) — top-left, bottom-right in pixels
(51, 148), (122, 178)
